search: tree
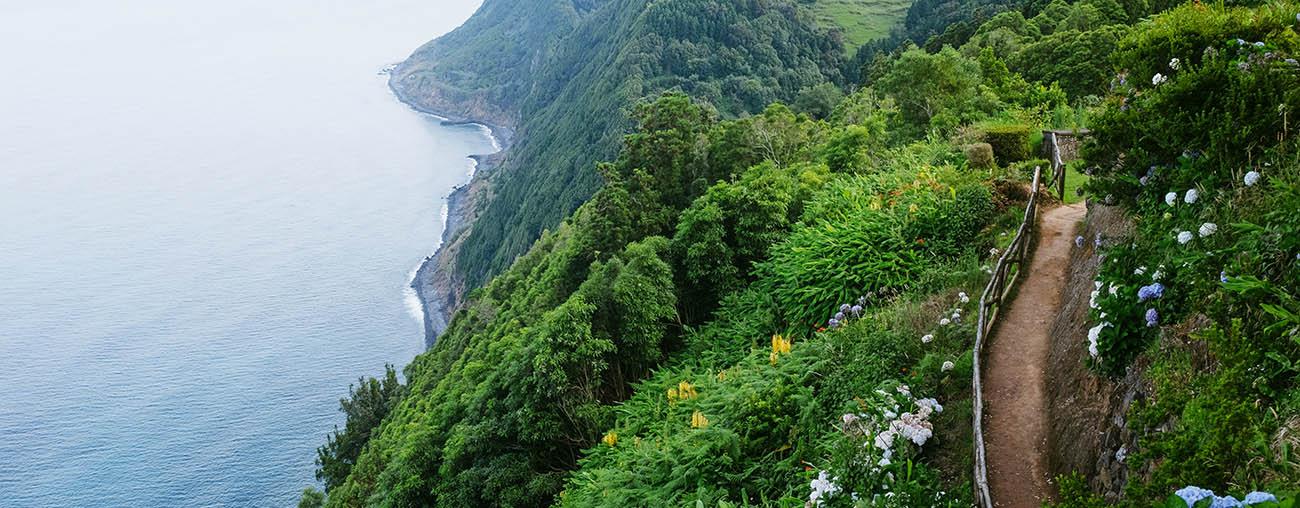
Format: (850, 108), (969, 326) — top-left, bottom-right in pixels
(297, 487), (324, 508)
(877, 46), (989, 134)
(314, 365), (405, 492)
(794, 82), (845, 119)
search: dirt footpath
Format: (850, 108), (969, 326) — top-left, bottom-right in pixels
(984, 202), (1087, 507)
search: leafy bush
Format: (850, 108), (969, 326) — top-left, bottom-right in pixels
(1075, 2), (1300, 501)
(758, 165), (994, 328)
(1084, 1), (1300, 205)
(965, 142), (997, 169)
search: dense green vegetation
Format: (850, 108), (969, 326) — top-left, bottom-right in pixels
(1058, 1), (1300, 505)
(310, 0), (1300, 506)
(395, 0), (853, 292)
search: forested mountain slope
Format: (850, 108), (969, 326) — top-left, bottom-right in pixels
(391, 0), (851, 336)
(303, 0), (1300, 507)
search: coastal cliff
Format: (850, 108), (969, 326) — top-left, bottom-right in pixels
(387, 0), (848, 343)
(385, 0), (573, 342)
(389, 71), (513, 343)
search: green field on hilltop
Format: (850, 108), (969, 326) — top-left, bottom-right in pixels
(812, 0), (914, 49)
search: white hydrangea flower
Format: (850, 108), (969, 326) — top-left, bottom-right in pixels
(1165, 192), (1178, 206)
(1134, 266), (1147, 276)
(1087, 323), (1110, 358)
(1199, 222), (1218, 237)
(1089, 289), (1101, 309)
(1152, 73), (1168, 85)
(916, 398), (944, 414)
(921, 334), (934, 344)
(1184, 188), (1199, 204)
(809, 470), (841, 506)
(941, 361), (955, 372)
(1170, 57), (1181, 70)
(1152, 269), (1163, 281)
(1108, 283), (1119, 296)
(1245, 171), (1261, 187)
(1178, 231), (1194, 244)
(874, 430), (896, 450)
(958, 292), (970, 303)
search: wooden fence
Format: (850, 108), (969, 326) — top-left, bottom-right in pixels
(971, 164), (1045, 508)
(1045, 131), (1068, 200)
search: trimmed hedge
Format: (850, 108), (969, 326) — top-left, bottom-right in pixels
(982, 124), (1031, 165)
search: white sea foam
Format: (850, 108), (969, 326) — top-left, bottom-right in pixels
(403, 261), (426, 325)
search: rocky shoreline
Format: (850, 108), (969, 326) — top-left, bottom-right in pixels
(387, 72), (514, 346)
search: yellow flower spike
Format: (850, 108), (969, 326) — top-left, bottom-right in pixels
(690, 410), (709, 429)
(771, 334), (791, 355)
(602, 431), (618, 447)
(769, 351), (779, 365)
(674, 381), (696, 400)
(667, 387), (678, 403)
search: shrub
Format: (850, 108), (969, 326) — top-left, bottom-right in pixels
(759, 165), (994, 328)
(1007, 158), (1051, 181)
(965, 142), (996, 169)
(981, 123), (1032, 165)
(1083, 1), (1300, 204)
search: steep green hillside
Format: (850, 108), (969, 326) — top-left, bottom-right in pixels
(303, 0), (1300, 507)
(393, 0), (849, 323)
(390, 0), (600, 127)
(455, 0), (847, 286)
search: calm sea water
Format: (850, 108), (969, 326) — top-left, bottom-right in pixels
(0, 2), (492, 506)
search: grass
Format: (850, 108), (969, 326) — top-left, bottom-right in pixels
(810, 0), (914, 50)
(1061, 161), (1090, 205)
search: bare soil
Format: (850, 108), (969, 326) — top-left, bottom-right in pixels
(985, 203), (1087, 507)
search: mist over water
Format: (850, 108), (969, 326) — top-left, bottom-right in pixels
(0, 1), (490, 506)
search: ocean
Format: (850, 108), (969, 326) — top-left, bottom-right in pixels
(0, 1), (492, 506)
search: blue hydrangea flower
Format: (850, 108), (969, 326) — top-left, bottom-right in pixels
(828, 318), (840, 328)
(834, 311), (845, 321)
(1145, 308), (1159, 327)
(1176, 486), (1215, 507)
(1138, 283), (1166, 302)
(1076, 236), (1085, 248)
(1095, 233), (1103, 247)
(850, 305), (863, 317)
(1243, 491), (1278, 505)
(840, 303), (851, 313)
(1212, 495), (1243, 508)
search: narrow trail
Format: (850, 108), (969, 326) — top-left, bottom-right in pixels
(984, 202), (1086, 507)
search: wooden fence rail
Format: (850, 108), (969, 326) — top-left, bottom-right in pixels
(972, 165), (1044, 508)
(1046, 132), (1067, 200)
